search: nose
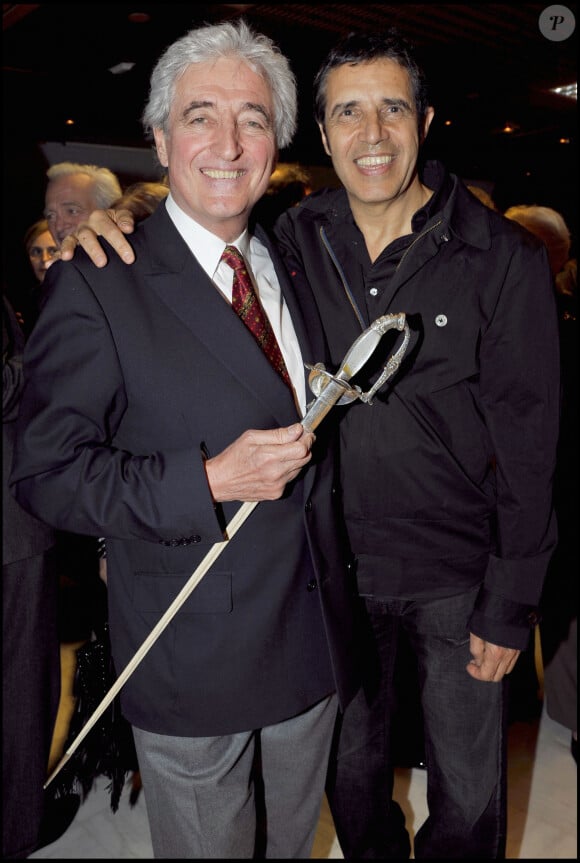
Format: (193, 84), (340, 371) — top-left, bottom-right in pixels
(53, 214), (74, 243)
(216, 119), (243, 160)
(361, 111), (386, 145)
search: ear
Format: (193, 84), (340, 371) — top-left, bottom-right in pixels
(421, 107), (435, 144)
(153, 128), (169, 168)
(318, 122), (332, 157)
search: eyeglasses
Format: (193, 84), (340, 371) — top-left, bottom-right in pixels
(29, 245), (59, 260)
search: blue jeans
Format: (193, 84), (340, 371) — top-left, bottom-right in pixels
(326, 587), (508, 859)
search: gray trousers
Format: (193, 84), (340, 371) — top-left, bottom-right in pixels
(132, 693), (338, 858)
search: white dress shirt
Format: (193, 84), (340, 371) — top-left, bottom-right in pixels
(164, 194), (307, 415)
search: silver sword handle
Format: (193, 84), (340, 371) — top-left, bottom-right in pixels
(335, 312), (407, 382)
(301, 313), (409, 430)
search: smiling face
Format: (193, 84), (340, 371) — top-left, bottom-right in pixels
(153, 56), (278, 241)
(319, 58), (434, 218)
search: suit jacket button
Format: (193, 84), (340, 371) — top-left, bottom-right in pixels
(307, 579), (317, 592)
(305, 499), (313, 512)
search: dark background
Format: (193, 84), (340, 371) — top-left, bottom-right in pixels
(3, 3), (578, 286)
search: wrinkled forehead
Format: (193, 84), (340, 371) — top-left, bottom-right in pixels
(324, 58), (414, 111)
(46, 173), (96, 204)
(171, 56), (273, 112)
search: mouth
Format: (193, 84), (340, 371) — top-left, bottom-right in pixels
(354, 155), (395, 168)
(201, 169), (246, 180)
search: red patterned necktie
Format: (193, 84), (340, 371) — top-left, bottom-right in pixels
(221, 245), (291, 389)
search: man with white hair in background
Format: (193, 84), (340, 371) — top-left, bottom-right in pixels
(44, 162), (122, 247)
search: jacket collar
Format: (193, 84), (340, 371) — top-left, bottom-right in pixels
(420, 160), (493, 251)
(139, 204), (310, 429)
(305, 159), (494, 253)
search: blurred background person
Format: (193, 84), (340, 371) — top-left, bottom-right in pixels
(44, 162), (122, 247)
(466, 184), (498, 211)
(504, 204), (575, 294)
(14, 219), (60, 338)
(40, 160), (121, 645)
(41, 162), (114, 794)
(111, 180), (169, 222)
(505, 202), (577, 760)
(2, 292), (79, 858)
(252, 162), (312, 233)
(24, 219), (59, 286)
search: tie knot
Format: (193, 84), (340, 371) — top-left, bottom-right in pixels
(222, 245), (245, 272)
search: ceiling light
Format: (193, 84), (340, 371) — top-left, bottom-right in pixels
(128, 12), (151, 23)
(109, 62), (136, 75)
(551, 83), (577, 100)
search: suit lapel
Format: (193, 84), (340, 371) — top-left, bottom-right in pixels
(141, 207), (299, 426)
(256, 227), (322, 393)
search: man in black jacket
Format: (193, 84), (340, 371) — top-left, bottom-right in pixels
(55, 28), (560, 860)
(274, 31), (559, 859)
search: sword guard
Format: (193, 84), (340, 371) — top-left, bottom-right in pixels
(305, 363), (362, 405)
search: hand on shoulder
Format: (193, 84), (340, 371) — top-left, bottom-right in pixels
(60, 208), (136, 268)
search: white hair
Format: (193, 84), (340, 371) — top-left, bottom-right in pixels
(142, 19), (297, 149)
(46, 162), (122, 208)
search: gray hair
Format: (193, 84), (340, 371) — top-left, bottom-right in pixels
(142, 19), (297, 149)
(46, 162), (122, 208)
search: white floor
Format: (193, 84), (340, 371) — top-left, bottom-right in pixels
(28, 706), (576, 859)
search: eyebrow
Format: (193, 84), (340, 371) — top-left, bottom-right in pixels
(329, 96), (412, 120)
(182, 100), (272, 125)
(44, 200), (88, 212)
(182, 100), (214, 119)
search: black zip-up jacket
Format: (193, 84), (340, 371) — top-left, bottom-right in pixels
(274, 160), (560, 649)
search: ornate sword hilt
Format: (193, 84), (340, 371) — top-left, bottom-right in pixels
(301, 312), (410, 432)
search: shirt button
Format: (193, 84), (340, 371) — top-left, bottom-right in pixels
(369, 287), (378, 297)
(307, 579), (318, 592)
(435, 314), (447, 327)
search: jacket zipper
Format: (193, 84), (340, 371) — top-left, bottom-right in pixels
(319, 226), (366, 330)
(320, 220), (445, 332)
(398, 219), (444, 268)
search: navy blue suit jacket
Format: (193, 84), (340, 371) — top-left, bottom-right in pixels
(10, 203), (360, 735)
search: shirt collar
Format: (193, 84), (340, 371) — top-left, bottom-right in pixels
(164, 193), (251, 280)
